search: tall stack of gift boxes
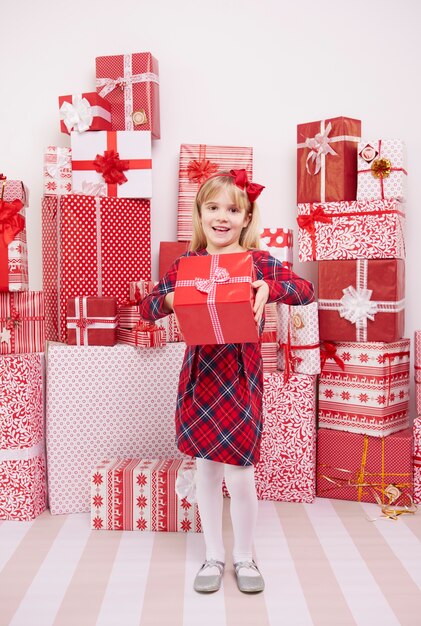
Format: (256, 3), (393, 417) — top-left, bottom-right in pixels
(1, 54), (420, 528)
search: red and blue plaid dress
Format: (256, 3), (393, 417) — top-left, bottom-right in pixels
(138, 249), (314, 466)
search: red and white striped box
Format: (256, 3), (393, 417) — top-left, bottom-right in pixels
(297, 198), (405, 262)
(118, 303), (141, 329)
(43, 146), (72, 196)
(59, 92), (112, 135)
(128, 279), (155, 302)
(414, 331), (421, 416)
(0, 200), (28, 292)
(0, 353), (46, 520)
(91, 458), (201, 532)
(0, 292), (45, 354)
(71, 130), (152, 198)
(177, 144), (253, 241)
(67, 296), (117, 346)
(117, 323), (166, 348)
(357, 139), (407, 202)
(0, 178), (29, 204)
(46, 342), (186, 514)
(95, 52), (160, 138)
(42, 194), (151, 343)
(297, 116), (361, 204)
(319, 339), (410, 437)
(413, 417), (421, 504)
(260, 228), (293, 268)
(261, 303), (278, 373)
(317, 427), (413, 504)
(318, 259), (405, 343)
(277, 302), (320, 376)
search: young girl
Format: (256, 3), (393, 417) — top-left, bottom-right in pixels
(138, 170), (314, 594)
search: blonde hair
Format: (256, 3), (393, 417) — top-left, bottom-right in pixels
(190, 173), (262, 251)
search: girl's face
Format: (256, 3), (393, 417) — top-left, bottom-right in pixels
(200, 187), (251, 254)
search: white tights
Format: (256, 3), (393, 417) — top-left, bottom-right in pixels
(195, 457), (258, 565)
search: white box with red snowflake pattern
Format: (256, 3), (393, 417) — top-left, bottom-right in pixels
(414, 417), (421, 505)
(45, 342), (186, 514)
(319, 339), (410, 437)
(91, 458), (201, 532)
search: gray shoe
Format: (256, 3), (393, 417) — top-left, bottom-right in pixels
(234, 560), (265, 593)
(194, 559), (225, 593)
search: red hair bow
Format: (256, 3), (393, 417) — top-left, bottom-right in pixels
(229, 169), (264, 203)
(93, 150), (129, 185)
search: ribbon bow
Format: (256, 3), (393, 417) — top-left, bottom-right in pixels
(371, 158), (392, 179)
(46, 152), (70, 179)
(297, 205), (333, 234)
(76, 317), (94, 330)
(304, 121), (338, 174)
(229, 169), (265, 203)
(320, 341), (345, 371)
(175, 469), (197, 504)
(5, 307), (21, 330)
(59, 95), (94, 133)
(75, 181), (107, 197)
(93, 150), (129, 185)
(187, 158), (218, 184)
(194, 267), (230, 293)
(339, 285), (378, 325)
(0, 199), (25, 245)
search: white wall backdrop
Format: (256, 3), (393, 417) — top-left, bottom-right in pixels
(2, 0), (421, 413)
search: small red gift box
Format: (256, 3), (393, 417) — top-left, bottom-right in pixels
(297, 116), (361, 203)
(0, 291), (45, 354)
(128, 279), (156, 302)
(59, 92), (112, 134)
(67, 296), (118, 346)
(117, 322), (166, 348)
(413, 417), (421, 504)
(159, 241), (190, 279)
(173, 252), (258, 345)
(317, 427), (413, 504)
(318, 259), (405, 343)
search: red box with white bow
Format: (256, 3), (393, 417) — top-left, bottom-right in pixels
(59, 92), (112, 135)
(67, 296), (117, 346)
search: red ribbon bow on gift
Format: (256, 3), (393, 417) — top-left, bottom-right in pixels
(229, 169), (265, 203)
(76, 317), (94, 330)
(0, 199), (25, 245)
(187, 159), (219, 184)
(194, 266), (230, 293)
(93, 150), (129, 185)
(5, 307), (21, 330)
(296, 205), (332, 234)
(320, 341), (345, 371)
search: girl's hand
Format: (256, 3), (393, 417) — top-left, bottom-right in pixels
(164, 291), (174, 313)
(252, 280), (269, 325)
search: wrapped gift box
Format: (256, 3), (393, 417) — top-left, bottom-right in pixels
(118, 303), (141, 329)
(297, 198), (405, 262)
(117, 323), (166, 348)
(0, 199), (28, 292)
(318, 259), (405, 343)
(1, 177), (29, 204)
(414, 331), (421, 416)
(261, 303), (278, 373)
(128, 279), (156, 302)
(177, 144), (253, 241)
(43, 146), (72, 196)
(413, 417), (421, 504)
(0, 291), (45, 354)
(319, 339), (410, 437)
(42, 194), (151, 343)
(173, 252), (258, 345)
(317, 428), (413, 504)
(59, 92), (112, 134)
(277, 302), (320, 376)
(159, 242), (190, 279)
(91, 458), (201, 532)
(155, 314), (183, 343)
(0, 353), (46, 520)
(46, 343), (186, 514)
(67, 296), (117, 346)
(95, 52), (160, 138)
(71, 130), (152, 198)
(357, 139), (407, 202)
(260, 228), (293, 268)
(297, 116), (361, 203)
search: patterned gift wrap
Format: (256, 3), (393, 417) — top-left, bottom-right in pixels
(91, 458), (201, 532)
(261, 303), (278, 373)
(43, 146), (72, 196)
(357, 139), (407, 202)
(159, 242), (190, 279)
(118, 303), (141, 329)
(177, 144), (253, 241)
(0, 292), (45, 354)
(413, 417), (421, 504)
(414, 331), (421, 416)
(318, 259), (405, 343)
(59, 92), (112, 134)
(95, 52), (160, 138)
(41, 194), (151, 343)
(297, 116), (361, 203)
(67, 296), (117, 346)
(317, 427), (413, 505)
(128, 279), (155, 302)
(260, 228), (293, 268)
(277, 302), (320, 375)
(297, 199), (405, 263)
(318, 339), (410, 437)
(46, 343), (186, 514)
(1, 178), (29, 204)
(117, 323), (166, 348)
(71, 130), (152, 198)
(0, 198), (28, 292)
(155, 314), (183, 343)
(0, 353), (46, 520)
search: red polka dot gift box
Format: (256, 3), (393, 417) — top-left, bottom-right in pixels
(66, 296), (118, 346)
(58, 92), (112, 135)
(357, 139), (407, 203)
(260, 228), (293, 269)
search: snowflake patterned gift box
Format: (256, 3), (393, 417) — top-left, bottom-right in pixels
(0, 177), (29, 204)
(413, 417), (421, 504)
(318, 339), (410, 437)
(67, 296), (117, 346)
(277, 302), (320, 376)
(0, 353), (46, 520)
(297, 198), (405, 262)
(357, 139), (407, 202)
(173, 252), (258, 346)
(0, 291), (45, 355)
(95, 52), (160, 138)
(43, 146), (72, 196)
(41, 194), (151, 343)
(414, 331), (421, 416)
(177, 144), (253, 241)
(297, 116), (361, 204)
(59, 92), (112, 135)
(91, 458), (202, 532)
(70, 130), (152, 199)
(318, 259), (405, 343)
(45, 343), (185, 514)
(316, 427), (413, 505)
(0, 197), (28, 293)
(260, 228), (293, 268)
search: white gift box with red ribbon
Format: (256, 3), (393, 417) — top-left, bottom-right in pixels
(357, 139), (407, 202)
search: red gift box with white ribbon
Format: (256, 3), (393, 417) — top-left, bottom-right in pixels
(59, 92), (112, 135)
(67, 296), (117, 346)
(413, 417), (421, 504)
(357, 139), (407, 202)
(0, 291), (45, 354)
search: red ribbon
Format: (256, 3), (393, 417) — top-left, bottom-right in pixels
(229, 169), (264, 203)
(320, 341), (345, 371)
(134, 321), (163, 347)
(187, 158), (218, 184)
(93, 149), (129, 185)
(76, 317), (95, 330)
(0, 199), (25, 291)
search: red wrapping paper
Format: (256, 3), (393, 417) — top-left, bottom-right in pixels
(67, 296), (117, 346)
(0, 291), (45, 354)
(117, 324), (166, 348)
(0, 199), (28, 292)
(58, 92), (112, 134)
(159, 241), (190, 279)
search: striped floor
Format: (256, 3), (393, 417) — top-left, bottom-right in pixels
(0, 498), (420, 626)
